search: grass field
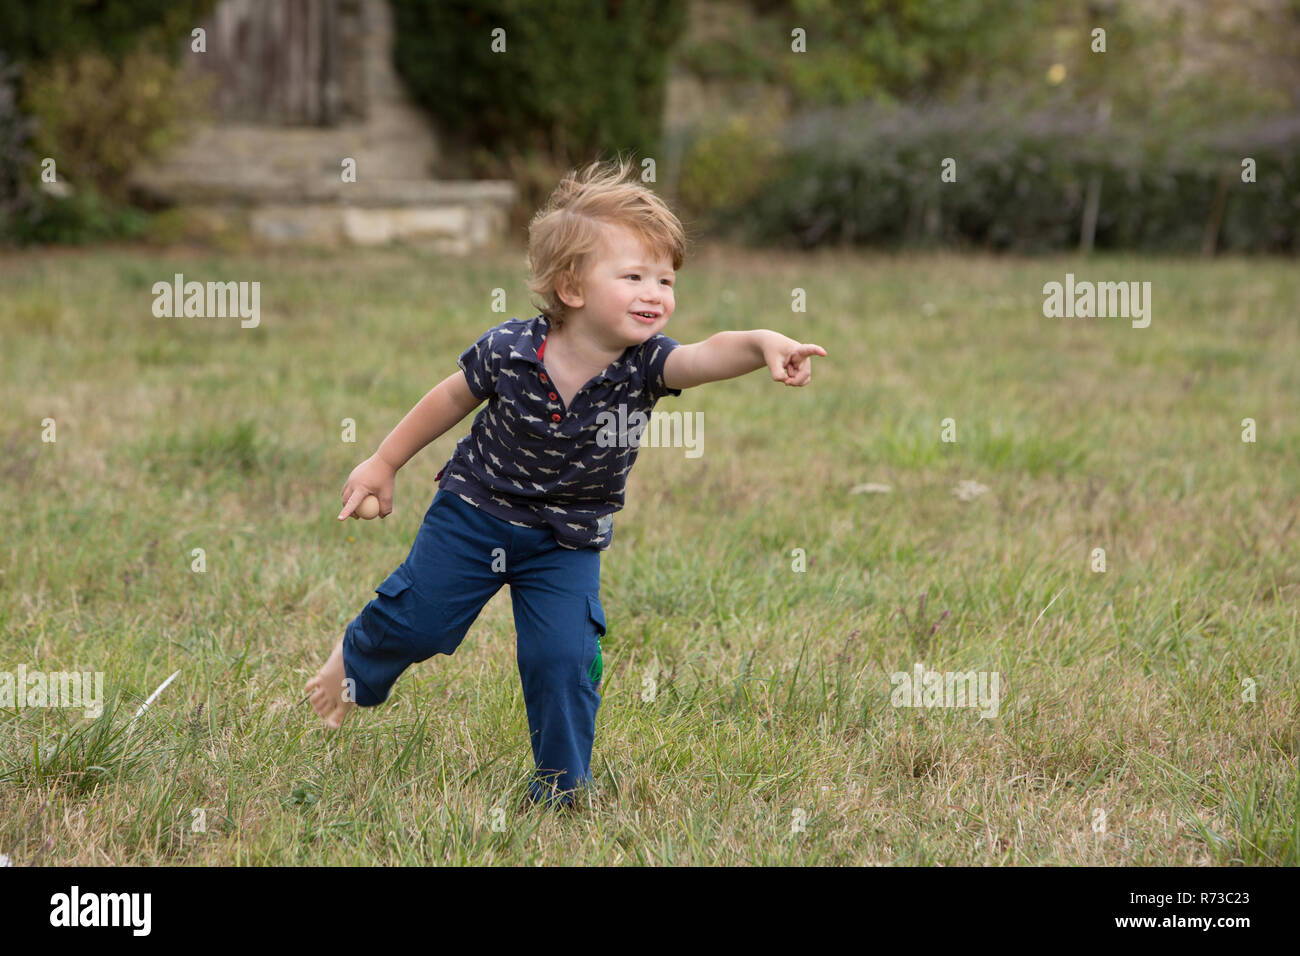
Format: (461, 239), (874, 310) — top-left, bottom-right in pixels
(1, 242), (1297, 865)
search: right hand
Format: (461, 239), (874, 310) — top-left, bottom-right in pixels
(339, 454), (396, 520)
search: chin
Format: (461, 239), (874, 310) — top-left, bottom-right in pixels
(621, 318), (659, 339)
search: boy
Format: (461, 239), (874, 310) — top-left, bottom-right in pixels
(306, 157), (826, 808)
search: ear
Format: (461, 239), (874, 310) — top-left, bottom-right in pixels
(555, 267), (585, 309)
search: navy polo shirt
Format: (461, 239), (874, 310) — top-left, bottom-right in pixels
(434, 314), (683, 550)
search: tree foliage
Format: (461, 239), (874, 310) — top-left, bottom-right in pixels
(0, 0), (216, 65)
(390, 0), (689, 168)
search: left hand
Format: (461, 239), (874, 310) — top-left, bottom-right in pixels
(763, 333), (827, 386)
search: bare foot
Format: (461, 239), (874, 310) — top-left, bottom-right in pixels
(305, 639), (357, 729)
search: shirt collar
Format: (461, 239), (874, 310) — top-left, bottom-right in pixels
(510, 314), (636, 384)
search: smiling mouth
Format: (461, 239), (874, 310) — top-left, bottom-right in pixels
(631, 311), (661, 322)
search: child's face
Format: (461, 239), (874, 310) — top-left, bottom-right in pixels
(563, 223), (675, 346)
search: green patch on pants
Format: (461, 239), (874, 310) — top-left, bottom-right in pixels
(588, 639), (603, 685)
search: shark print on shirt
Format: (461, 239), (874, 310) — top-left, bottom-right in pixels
(434, 314), (682, 550)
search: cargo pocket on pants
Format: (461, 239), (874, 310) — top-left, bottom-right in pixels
(586, 594), (606, 688)
(376, 565), (412, 599)
(360, 564), (413, 652)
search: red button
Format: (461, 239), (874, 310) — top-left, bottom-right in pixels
(550, 413), (561, 422)
(548, 391), (558, 401)
(540, 373), (548, 383)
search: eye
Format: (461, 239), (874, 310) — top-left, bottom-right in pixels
(661, 278), (674, 286)
(626, 274), (640, 281)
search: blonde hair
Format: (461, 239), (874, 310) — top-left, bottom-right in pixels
(527, 155), (687, 330)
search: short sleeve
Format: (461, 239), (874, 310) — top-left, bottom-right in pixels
(639, 333), (682, 403)
(457, 325), (503, 401)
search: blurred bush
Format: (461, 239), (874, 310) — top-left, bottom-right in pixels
(0, 0), (216, 65)
(0, 53), (37, 239)
(681, 99), (1299, 254)
(782, 0), (1048, 105)
(0, 0), (215, 244)
(390, 0), (687, 221)
(677, 111), (787, 227)
(1208, 117), (1300, 254)
(3, 47), (211, 245)
(677, 0), (1048, 107)
(12, 186), (153, 245)
(22, 48), (211, 203)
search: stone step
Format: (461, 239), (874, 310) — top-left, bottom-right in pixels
(131, 154), (515, 207)
(249, 198), (509, 248)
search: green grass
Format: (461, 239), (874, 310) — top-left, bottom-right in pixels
(1, 243), (1297, 865)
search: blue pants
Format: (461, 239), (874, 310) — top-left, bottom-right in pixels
(341, 490), (605, 807)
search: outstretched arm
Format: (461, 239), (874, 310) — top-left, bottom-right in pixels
(662, 330), (828, 390)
